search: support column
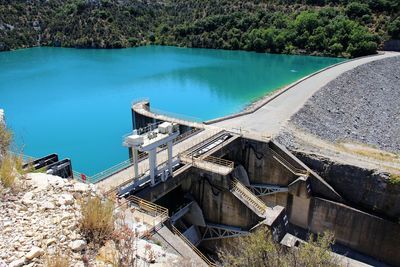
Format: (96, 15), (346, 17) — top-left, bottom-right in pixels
(132, 148), (139, 179)
(167, 141), (173, 177)
(149, 148), (157, 186)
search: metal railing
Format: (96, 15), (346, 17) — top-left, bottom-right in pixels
(171, 225), (217, 267)
(270, 149), (308, 176)
(131, 98), (150, 106)
(151, 107), (202, 123)
(203, 156), (234, 169)
(125, 195), (168, 221)
(231, 178), (267, 216)
(73, 170), (92, 184)
(113, 195), (169, 236)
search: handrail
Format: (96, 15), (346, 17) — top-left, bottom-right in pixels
(151, 107), (202, 123)
(203, 156), (234, 169)
(270, 149), (308, 176)
(103, 155), (180, 197)
(131, 98), (150, 106)
(73, 170), (92, 184)
(113, 195), (169, 237)
(171, 225), (217, 267)
(125, 195), (169, 220)
(231, 178), (267, 215)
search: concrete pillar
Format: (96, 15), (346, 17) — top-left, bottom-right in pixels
(149, 148), (157, 186)
(167, 141), (173, 177)
(133, 148), (139, 179)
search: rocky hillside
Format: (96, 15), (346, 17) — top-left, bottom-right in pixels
(0, 173), (177, 267)
(0, 173), (95, 267)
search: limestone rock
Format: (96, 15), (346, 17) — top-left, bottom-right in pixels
(73, 183), (88, 193)
(59, 193), (74, 206)
(9, 257), (26, 267)
(69, 240), (86, 252)
(22, 192), (34, 205)
(25, 246), (44, 260)
(42, 201), (55, 210)
(97, 240), (119, 264)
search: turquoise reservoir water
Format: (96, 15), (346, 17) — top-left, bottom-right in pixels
(0, 46), (344, 175)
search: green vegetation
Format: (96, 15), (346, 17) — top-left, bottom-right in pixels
(389, 173), (400, 185)
(218, 228), (337, 266)
(0, 0), (399, 57)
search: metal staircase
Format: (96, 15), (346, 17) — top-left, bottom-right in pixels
(230, 178), (268, 218)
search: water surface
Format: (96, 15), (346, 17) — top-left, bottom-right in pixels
(0, 46), (344, 174)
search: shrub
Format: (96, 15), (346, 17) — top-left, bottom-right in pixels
(388, 17), (400, 39)
(346, 2), (371, 18)
(389, 173), (400, 185)
(218, 228), (337, 267)
(80, 196), (115, 244)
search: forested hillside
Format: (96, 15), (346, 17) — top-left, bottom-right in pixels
(0, 0), (399, 57)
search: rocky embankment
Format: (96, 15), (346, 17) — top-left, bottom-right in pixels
(0, 173), (94, 267)
(0, 172), (179, 267)
(278, 55), (400, 154)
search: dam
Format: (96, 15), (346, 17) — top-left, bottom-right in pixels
(70, 91), (398, 266)
(7, 51), (399, 266)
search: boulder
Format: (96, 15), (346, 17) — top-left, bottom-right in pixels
(21, 192), (34, 205)
(25, 246), (44, 260)
(72, 183), (89, 193)
(69, 240), (86, 252)
(42, 201), (55, 210)
(58, 193), (74, 206)
(9, 257), (26, 267)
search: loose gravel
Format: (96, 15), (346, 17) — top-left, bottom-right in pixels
(283, 55), (400, 153)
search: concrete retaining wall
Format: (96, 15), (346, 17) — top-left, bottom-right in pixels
(295, 152), (400, 220)
(304, 197), (400, 266)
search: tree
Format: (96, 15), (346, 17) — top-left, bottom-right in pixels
(218, 228), (338, 267)
(345, 2), (371, 18)
(388, 17), (400, 39)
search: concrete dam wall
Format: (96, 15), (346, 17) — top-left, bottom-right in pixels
(128, 101), (399, 266)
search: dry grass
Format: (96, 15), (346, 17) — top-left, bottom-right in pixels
(44, 251), (71, 267)
(0, 123), (12, 155)
(80, 196), (115, 245)
(0, 153), (24, 188)
(337, 142), (400, 163)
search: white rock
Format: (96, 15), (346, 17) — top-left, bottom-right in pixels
(9, 257), (25, 267)
(69, 240), (86, 252)
(58, 193), (74, 206)
(72, 183), (88, 193)
(47, 175), (66, 187)
(42, 201), (55, 210)
(45, 238), (56, 247)
(25, 246), (44, 260)
(21, 192), (34, 205)
(27, 173), (50, 190)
